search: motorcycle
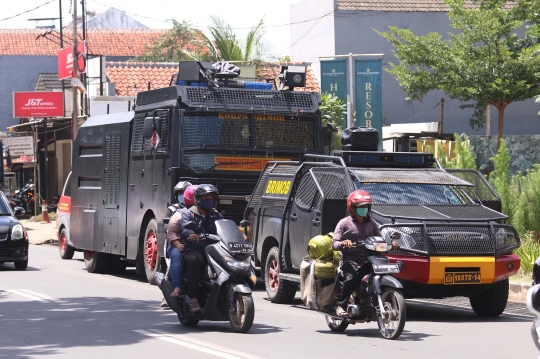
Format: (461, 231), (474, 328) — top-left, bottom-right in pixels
(323, 230), (407, 340)
(156, 218), (257, 333)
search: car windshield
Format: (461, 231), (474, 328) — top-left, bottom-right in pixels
(0, 193), (13, 215)
(353, 182), (468, 205)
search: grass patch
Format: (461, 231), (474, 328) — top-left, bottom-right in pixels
(30, 212), (57, 222)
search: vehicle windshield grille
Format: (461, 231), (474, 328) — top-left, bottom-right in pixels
(356, 183), (465, 205)
(351, 168), (473, 186)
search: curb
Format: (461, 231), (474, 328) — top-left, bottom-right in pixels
(509, 281), (531, 303)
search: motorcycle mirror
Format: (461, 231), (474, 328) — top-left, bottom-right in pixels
(14, 207), (25, 216)
(390, 232), (401, 240)
(342, 230), (357, 240)
(240, 220), (250, 228)
(184, 221), (198, 230)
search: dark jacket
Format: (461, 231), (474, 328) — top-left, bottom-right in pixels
(332, 215), (381, 267)
(180, 206), (223, 252)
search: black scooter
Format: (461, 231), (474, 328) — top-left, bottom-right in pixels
(527, 256), (540, 353)
(156, 219), (256, 333)
(323, 230), (407, 340)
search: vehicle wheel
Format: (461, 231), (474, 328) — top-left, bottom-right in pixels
(229, 293), (255, 333)
(325, 315), (349, 332)
(143, 219), (160, 285)
(84, 250), (110, 274)
(179, 316), (199, 326)
(14, 258), (28, 270)
(469, 278), (509, 317)
(377, 287), (406, 340)
(109, 255), (127, 274)
(58, 228), (75, 260)
(264, 246), (297, 304)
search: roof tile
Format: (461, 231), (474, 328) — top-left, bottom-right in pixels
(106, 62), (320, 96)
(336, 0), (515, 12)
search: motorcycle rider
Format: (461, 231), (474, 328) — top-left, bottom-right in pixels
(179, 184), (223, 312)
(332, 190), (398, 316)
(160, 181), (192, 307)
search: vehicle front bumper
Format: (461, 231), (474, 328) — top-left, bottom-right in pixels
(0, 247), (28, 262)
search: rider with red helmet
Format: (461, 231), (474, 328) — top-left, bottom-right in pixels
(332, 190), (382, 316)
(165, 184), (199, 300)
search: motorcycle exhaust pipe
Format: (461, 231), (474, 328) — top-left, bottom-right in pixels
(347, 305), (360, 317)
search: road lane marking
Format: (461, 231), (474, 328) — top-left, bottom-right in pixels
(134, 330), (241, 359)
(147, 329), (266, 359)
(6, 289), (56, 302)
(17, 289), (56, 301)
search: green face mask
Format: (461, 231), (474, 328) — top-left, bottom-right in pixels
(355, 207), (368, 217)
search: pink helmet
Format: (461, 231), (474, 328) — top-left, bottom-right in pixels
(183, 185), (199, 207)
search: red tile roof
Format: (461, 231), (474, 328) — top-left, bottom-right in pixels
(336, 0), (515, 12)
(0, 29), (166, 56)
(106, 61), (320, 96)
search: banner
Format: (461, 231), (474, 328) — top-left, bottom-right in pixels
(3, 136), (34, 156)
(320, 60), (347, 128)
(58, 41), (86, 80)
(13, 92), (64, 118)
(355, 60), (382, 147)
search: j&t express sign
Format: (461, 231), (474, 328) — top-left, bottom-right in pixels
(13, 92), (64, 118)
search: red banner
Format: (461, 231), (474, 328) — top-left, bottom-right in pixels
(58, 41), (86, 80)
(13, 92), (64, 118)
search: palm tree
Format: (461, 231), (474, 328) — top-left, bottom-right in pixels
(203, 16), (265, 62)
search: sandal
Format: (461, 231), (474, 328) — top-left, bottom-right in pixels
(187, 299), (201, 312)
(170, 288), (183, 298)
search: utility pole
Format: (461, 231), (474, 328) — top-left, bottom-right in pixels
(71, 0), (79, 142)
(59, 0), (65, 118)
(348, 53), (355, 128)
(43, 118), (48, 203)
(438, 98), (445, 136)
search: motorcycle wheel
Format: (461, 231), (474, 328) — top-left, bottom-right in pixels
(377, 287), (406, 340)
(229, 293), (255, 333)
(179, 315), (199, 326)
(325, 315), (349, 332)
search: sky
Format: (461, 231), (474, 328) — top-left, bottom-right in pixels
(0, 0), (300, 58)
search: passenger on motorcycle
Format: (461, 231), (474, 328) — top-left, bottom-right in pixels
(166, 181), (192, 217)
(179, 184), (223, 312)
(165, 183), (198, 300)
(332, 190), (397, 316)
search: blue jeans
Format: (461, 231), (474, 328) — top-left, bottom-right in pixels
(167, 247), (184, 290)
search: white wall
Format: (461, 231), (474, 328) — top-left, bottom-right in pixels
(290, 0), (336, 82)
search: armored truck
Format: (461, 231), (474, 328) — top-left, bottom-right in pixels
(246, 149), (521, 317)
(60, 65), (324, 284)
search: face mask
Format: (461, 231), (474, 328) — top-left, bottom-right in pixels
(177, 194), (184, 204)
(355, 207), (368, 217)
(201, 199), (214, 211)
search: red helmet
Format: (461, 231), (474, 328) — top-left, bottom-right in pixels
(183, 185), (199, 207)
(347, 190), (374, 216)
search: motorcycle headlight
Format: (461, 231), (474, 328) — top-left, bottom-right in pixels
(374, 242), (388, 252)
(223, 256), (251, 272)
(11, 224), (23, 240)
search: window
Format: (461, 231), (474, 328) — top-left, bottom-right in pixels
(63, 172), (72, 197)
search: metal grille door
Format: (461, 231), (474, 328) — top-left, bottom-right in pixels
(104, 132), (121, 208)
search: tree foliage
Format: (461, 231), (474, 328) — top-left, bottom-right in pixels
(203, 16), (266, 62)
(378, 0), (540, 150)
(489, 139), (514, 220)
(133, 20), (207, 62)
(320, 92), (346, 151)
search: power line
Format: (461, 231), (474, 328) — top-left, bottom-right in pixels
(0, 0), (56, 22)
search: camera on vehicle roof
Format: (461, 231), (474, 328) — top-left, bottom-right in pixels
(341, 126), (379, 151)
(279, 65), (306, 91)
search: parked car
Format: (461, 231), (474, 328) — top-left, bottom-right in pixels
(0, 192), (28, 270)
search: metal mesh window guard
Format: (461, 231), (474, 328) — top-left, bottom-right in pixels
(131, 110), (170, 153)
(295, 174), (318, 210)
(447, 169), (500, 202)
(356, 183), (464, 205)
(255, 116), (317, 150)
(311, 167), (354, 200)
(351, 168), (473, 186)
(372, 204), (507, 221)
(184, 113), (250, 148)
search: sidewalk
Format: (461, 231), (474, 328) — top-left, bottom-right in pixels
(21, 219), (58, 245)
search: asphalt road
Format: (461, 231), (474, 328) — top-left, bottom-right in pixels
(0, 244), (537, 359)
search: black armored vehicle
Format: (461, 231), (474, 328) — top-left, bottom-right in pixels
(246, 129), (521, 317)
(61, 61), (324, 284)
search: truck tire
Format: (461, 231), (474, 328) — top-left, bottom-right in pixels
(143, 219), (160, 285)
(264, 246), (296, 304)
(469, 278), (509, 317)
(58, 228), (75, 260)
(84, 250), (110, 274)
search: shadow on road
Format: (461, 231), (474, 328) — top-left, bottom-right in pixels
(0, 295), (284, 358)
(0, 263), (40, 272)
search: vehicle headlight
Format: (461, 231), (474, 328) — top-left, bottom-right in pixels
(365, 243), (376, 251)
(223, 256), (251, 272)
(374, 242), (388, 252)
(11, 224), (23, 240)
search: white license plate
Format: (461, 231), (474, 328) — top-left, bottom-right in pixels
(372, 263), (400, 274)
